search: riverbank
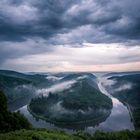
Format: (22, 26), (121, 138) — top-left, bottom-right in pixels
(16, 76), (134, 132)
(97, 78), (134, 130)
(27, 105), (111, 128)
(124, 102), (134, 123)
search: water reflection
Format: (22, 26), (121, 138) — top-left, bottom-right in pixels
(19, 105), (75, 132)
(18, 77), (134, 133)
(86, 78), (134, 132)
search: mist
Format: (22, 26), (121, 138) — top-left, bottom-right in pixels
(46, 75), (64, 81)
(115, 83), (133, 92)
(36, 80), (76, 96)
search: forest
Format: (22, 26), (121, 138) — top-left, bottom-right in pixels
(29, 77), (112, 125)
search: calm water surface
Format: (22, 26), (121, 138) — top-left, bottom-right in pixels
(18, 76), (134, 132)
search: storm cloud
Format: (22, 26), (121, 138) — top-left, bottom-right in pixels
(0, 0), (140, 71)
(0, 0), (140, 43)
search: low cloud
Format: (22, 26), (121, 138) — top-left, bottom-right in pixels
(50, 101), (74, 115)
(101, 78), (116, 87)
(36, 80), (76, 96)
(46, 75), (64, 81)
(115, 83), (133, 92)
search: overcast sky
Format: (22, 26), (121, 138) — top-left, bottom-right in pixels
(0, 0), (140, 72)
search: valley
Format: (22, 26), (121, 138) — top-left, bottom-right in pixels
(0, 70), (139, 132)
(28, 73), (112, 129)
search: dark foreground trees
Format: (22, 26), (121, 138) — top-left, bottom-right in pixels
(0, 91), (31, 133)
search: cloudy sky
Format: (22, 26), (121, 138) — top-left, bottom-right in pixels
(0, 0), (140, 72)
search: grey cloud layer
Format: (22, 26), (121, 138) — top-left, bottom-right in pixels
(0, 0), (140, 43)
(0, 0), (140, 71)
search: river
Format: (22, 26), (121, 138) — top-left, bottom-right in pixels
(18, 76), (134, 132)
(85, 77), (134, 132)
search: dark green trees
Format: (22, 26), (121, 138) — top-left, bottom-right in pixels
(29, 77), (112, 127)
(0, 91), (31, 133)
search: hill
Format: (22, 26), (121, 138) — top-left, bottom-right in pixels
(103, 71), (140, 77)
(29, 74), (112, 129)
(60, 72), (96, 81)
(0, 70), (55, 110)
(0, 70), (54, 87)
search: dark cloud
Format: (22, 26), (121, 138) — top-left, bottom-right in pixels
(0, 0), (79, 41)
(0, 0), (139, 44)
(0, 38), (54, 65)
(0, 0), (140, 71)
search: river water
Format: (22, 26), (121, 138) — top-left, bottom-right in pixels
(85, 77), (134, 132)
(18, 76), (134, 132)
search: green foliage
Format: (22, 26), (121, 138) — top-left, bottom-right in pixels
(0, 91), (32, 133)
(0, 90), (7, 112)
(0, 129), (82, 140)
(62, 80), (112, 110)
(0, 70), (54, 104)
(29, 77), (112, 125)
(0, 129), (140, 140)
(0, 74), (33, 103)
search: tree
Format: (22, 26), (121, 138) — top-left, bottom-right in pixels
(0, 90), (32, 132)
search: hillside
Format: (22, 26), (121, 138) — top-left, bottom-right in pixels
(29, 74), (112, 129)
(60, 72), (96, 81)
(0, 74), (33, 103)
(0, 70), (55, 110)
(0, 70), (54, 88)
(0, 91), (31, 133)
(103, 71), (140, 77)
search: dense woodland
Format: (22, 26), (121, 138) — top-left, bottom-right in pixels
(29, 78), (112, 124)
(0, 91), (31, 133)
(0, 70), (55, 104)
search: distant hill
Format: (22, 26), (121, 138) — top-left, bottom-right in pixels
(60, 72), (97, 90)
(0, 70), (28, 78)
(0, 70), (54, 110)
(103, 71), (140, 77)
(0, 70), (52, 86)
(0, 74), (34, 105)
(61, 72), (96, 81)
